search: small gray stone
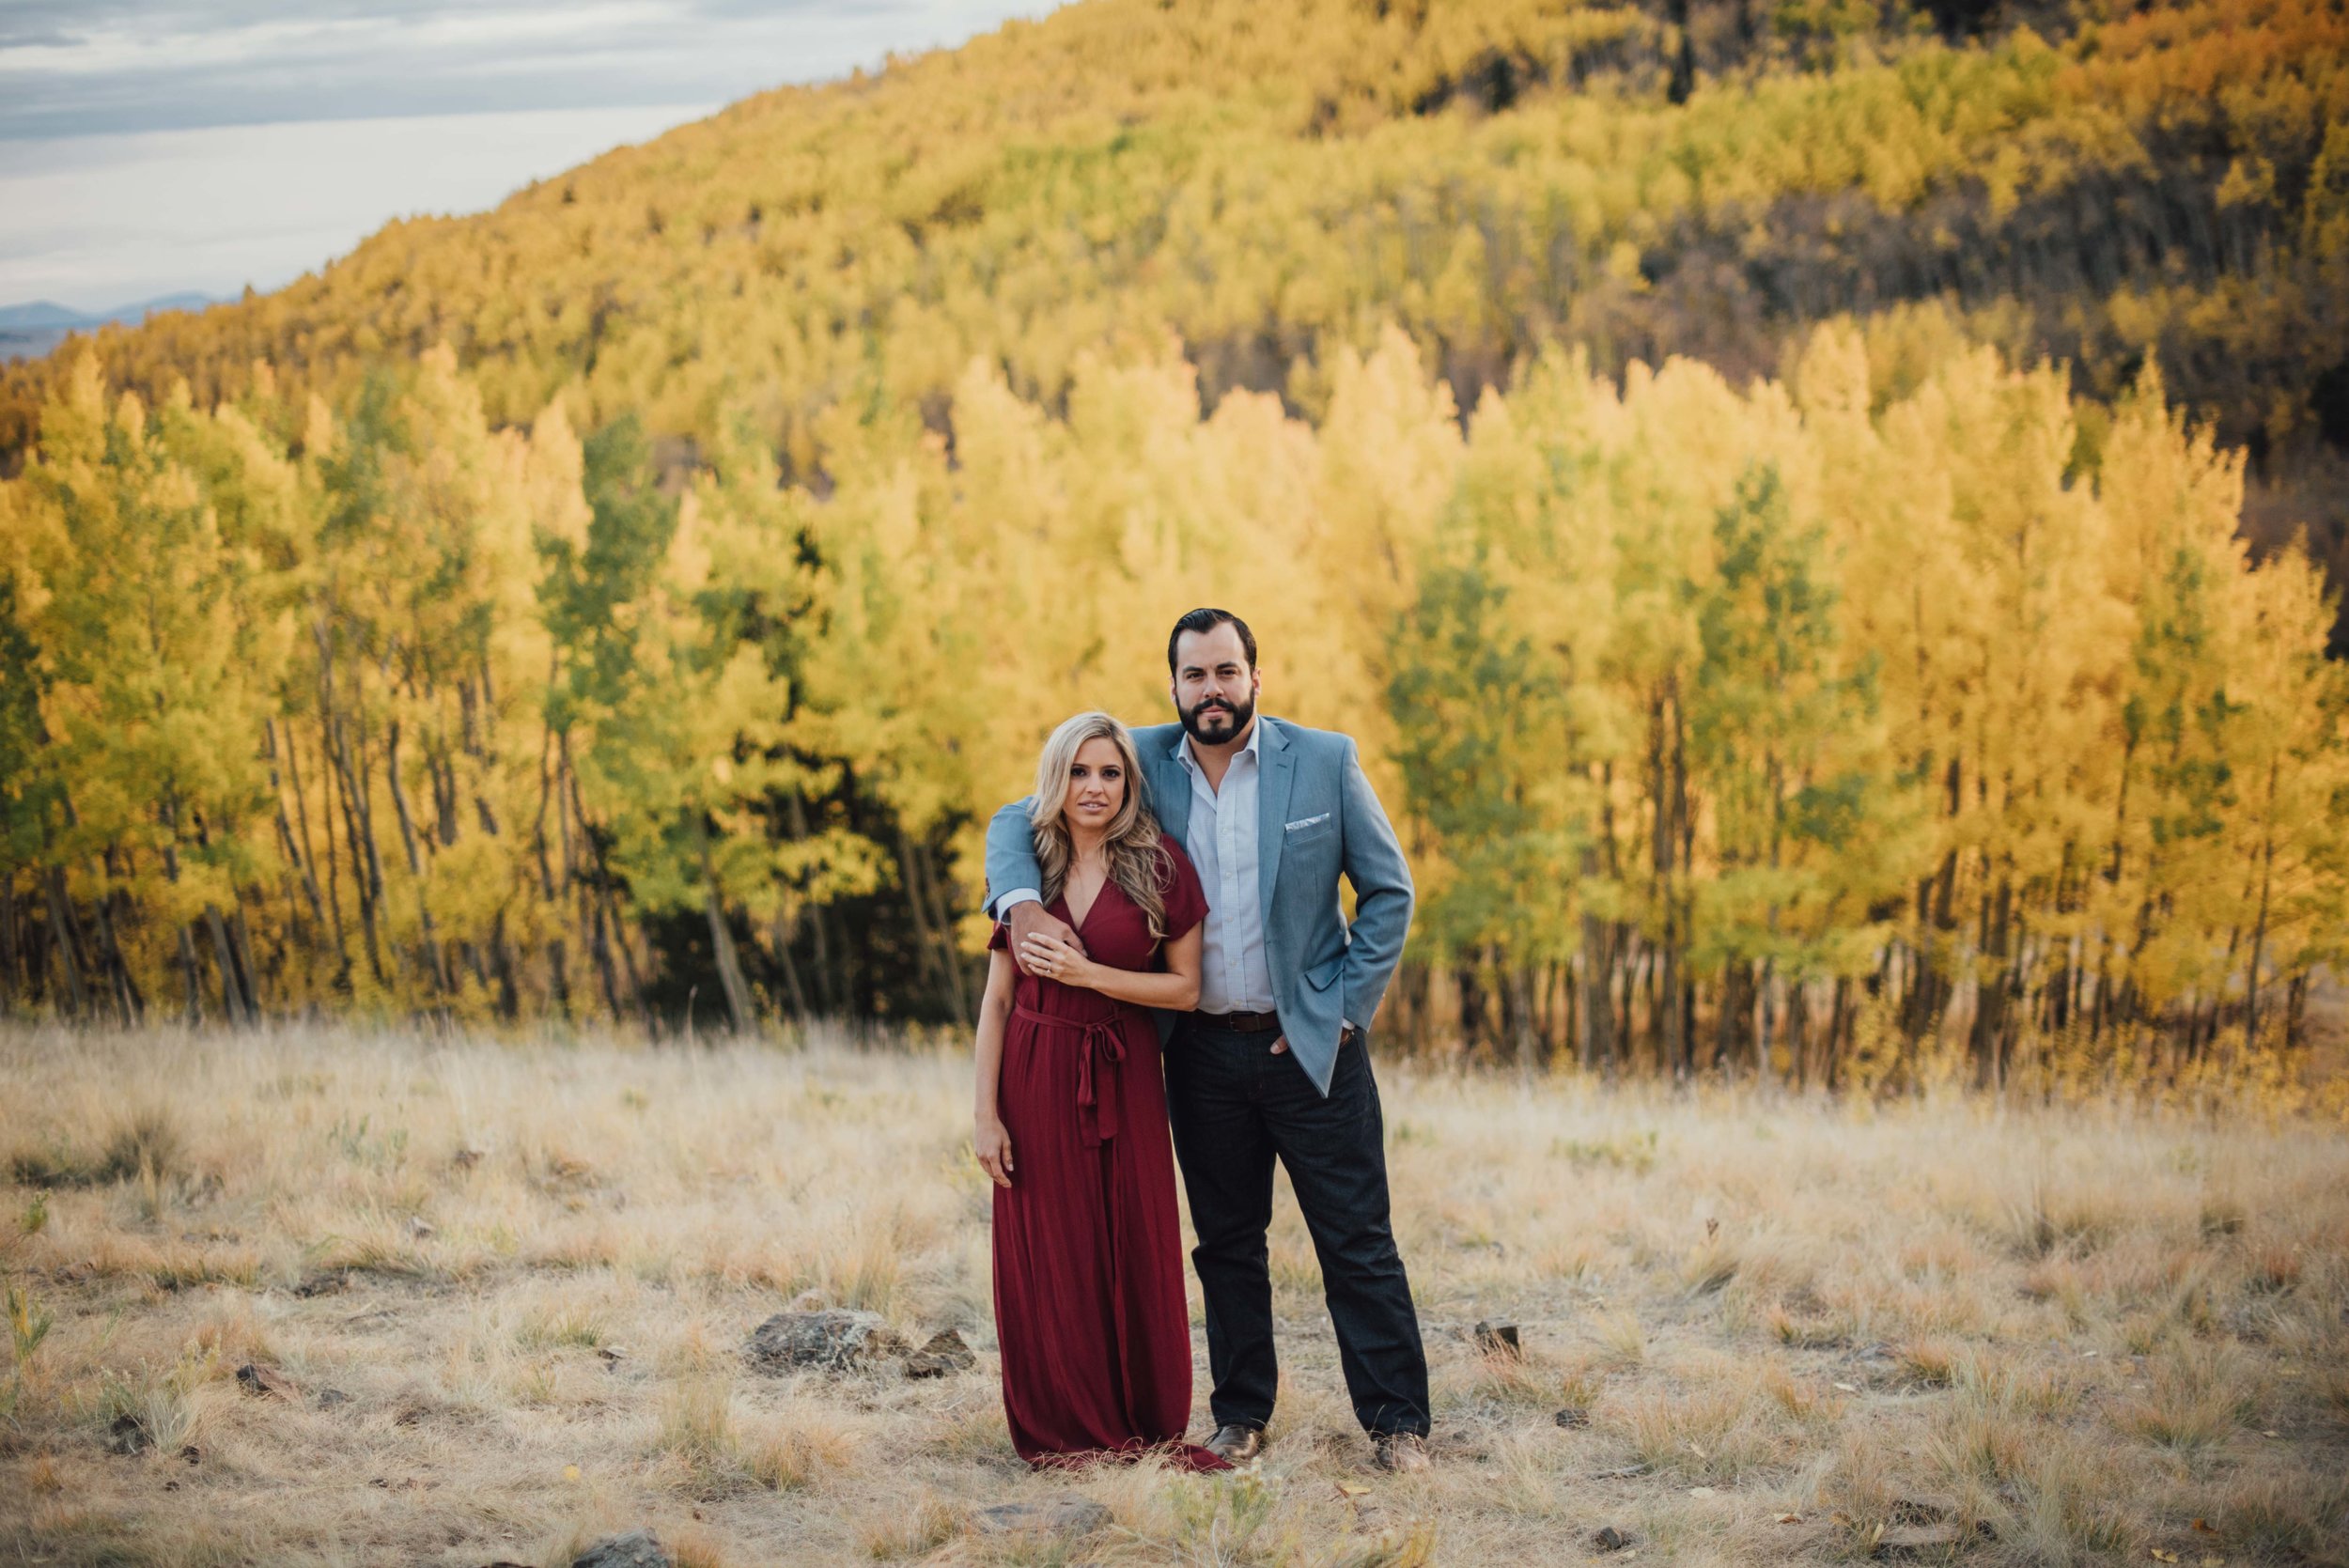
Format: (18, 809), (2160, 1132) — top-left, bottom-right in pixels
(904, 1328), (978, 1378)
(316, 1388), (352, 1409)
(236, 1362), (295, 1399)
(1874, 1524), (1965, 1557)
(746, 1310), (909, 1373)
(1594, 1525), (1631, 1551)
(1473, 1319), (1521, 1358)
(571, 1529), (671, 1568)
(1553, 1406), (1590, 1428)
(1890, 1494), (1960, 1524)
(972, 1499), (1112, 1538)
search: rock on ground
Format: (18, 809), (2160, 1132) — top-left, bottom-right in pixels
(1473, 1319), (1521, 1358)
(572, 1529), (670, 1567)
(1875, 1525), (1968, 1557)
(904, 1328), (977, 1378)
(745, 1309), (910, 1372)
(1890, 1493), (1959, 1523)
(971, 1498), (1113, 1538)
(1884, 1521), (1998, 1554)
(236, 1362), (296, 1398)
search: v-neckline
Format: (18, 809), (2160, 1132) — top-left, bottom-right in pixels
(1059, 872), (1111, 934)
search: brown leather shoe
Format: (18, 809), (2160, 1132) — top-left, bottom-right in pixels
(1204, 1423), (1265, 1464)
(1371, 1431), (1431, 1473)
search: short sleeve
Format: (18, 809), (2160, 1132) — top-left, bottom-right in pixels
(987, 920), (1011, 953)
(1158, 838), (1208, 940)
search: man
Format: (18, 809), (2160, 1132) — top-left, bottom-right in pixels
(985, 607), (1432, 1471)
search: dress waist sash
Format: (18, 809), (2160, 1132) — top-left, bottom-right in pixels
(1014, 1004), (1128, 1148)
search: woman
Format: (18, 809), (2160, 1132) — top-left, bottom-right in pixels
(972, 711), (1227, 1471)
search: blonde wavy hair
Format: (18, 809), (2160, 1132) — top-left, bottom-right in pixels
(1029, 712), (1174, 940)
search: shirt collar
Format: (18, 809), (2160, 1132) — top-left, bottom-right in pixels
(1174, 715), (1263, 776)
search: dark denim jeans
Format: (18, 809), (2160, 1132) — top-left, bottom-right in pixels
(1164, 1017), (1431, 1437)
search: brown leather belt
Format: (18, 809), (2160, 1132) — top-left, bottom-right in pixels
(1197, 1008), (1283, 1033)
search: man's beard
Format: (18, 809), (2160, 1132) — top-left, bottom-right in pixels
(1179, 690), (1255, 744)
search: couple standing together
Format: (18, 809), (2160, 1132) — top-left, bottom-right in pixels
(972, 607), (1433, 1474)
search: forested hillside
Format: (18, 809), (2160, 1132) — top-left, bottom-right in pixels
(8, 0), (2345, 590)
(2, 0), (2344, 1090)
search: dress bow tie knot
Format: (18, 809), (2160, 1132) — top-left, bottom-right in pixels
(1015, 1004), (1127, 1148)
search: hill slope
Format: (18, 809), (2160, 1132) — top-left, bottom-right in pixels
(6, 0), (2345, 610)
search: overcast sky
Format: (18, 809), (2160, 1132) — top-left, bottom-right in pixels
(0, 1), (1053, 311)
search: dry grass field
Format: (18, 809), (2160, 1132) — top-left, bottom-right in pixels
(2, 1023), (2345, 1568)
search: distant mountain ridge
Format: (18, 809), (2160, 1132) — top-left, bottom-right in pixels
(0, 293), (214, 362)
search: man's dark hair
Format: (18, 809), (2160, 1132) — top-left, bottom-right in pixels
(1167, 608), (1257, 675)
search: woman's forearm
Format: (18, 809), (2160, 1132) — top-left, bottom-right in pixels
(973, 947), (1013, 1119)
(1079, 967), (1200, 1011)
(1074, 925), (1201, 1011)
(974, 1002), (1008, 1118)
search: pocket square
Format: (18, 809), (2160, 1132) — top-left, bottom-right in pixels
(1284, 813), (1330, 831)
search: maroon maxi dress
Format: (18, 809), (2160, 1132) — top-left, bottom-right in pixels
(987, 840), (1228, 1471)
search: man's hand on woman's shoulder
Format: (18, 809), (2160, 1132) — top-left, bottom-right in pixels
(1006, 899), (1083, 974)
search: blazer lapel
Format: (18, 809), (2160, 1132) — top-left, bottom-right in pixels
(1256, 719), (1295, 922)
(1153, 737), (1191, 847)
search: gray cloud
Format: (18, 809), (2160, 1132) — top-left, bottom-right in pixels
(0, 1), (1053, 311)
(0, 0), (1041, 138)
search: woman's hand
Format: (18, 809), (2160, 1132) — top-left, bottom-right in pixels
(974, 1114), (1015, 1188)
(1017, 929), (1097, 990)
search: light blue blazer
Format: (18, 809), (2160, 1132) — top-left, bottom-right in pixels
(985, 716), (1415, 1096)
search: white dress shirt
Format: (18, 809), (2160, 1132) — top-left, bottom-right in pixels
(1173, 722), (1277, 1014)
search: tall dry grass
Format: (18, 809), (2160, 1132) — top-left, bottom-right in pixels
(0, 1021), (2343, 1566)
